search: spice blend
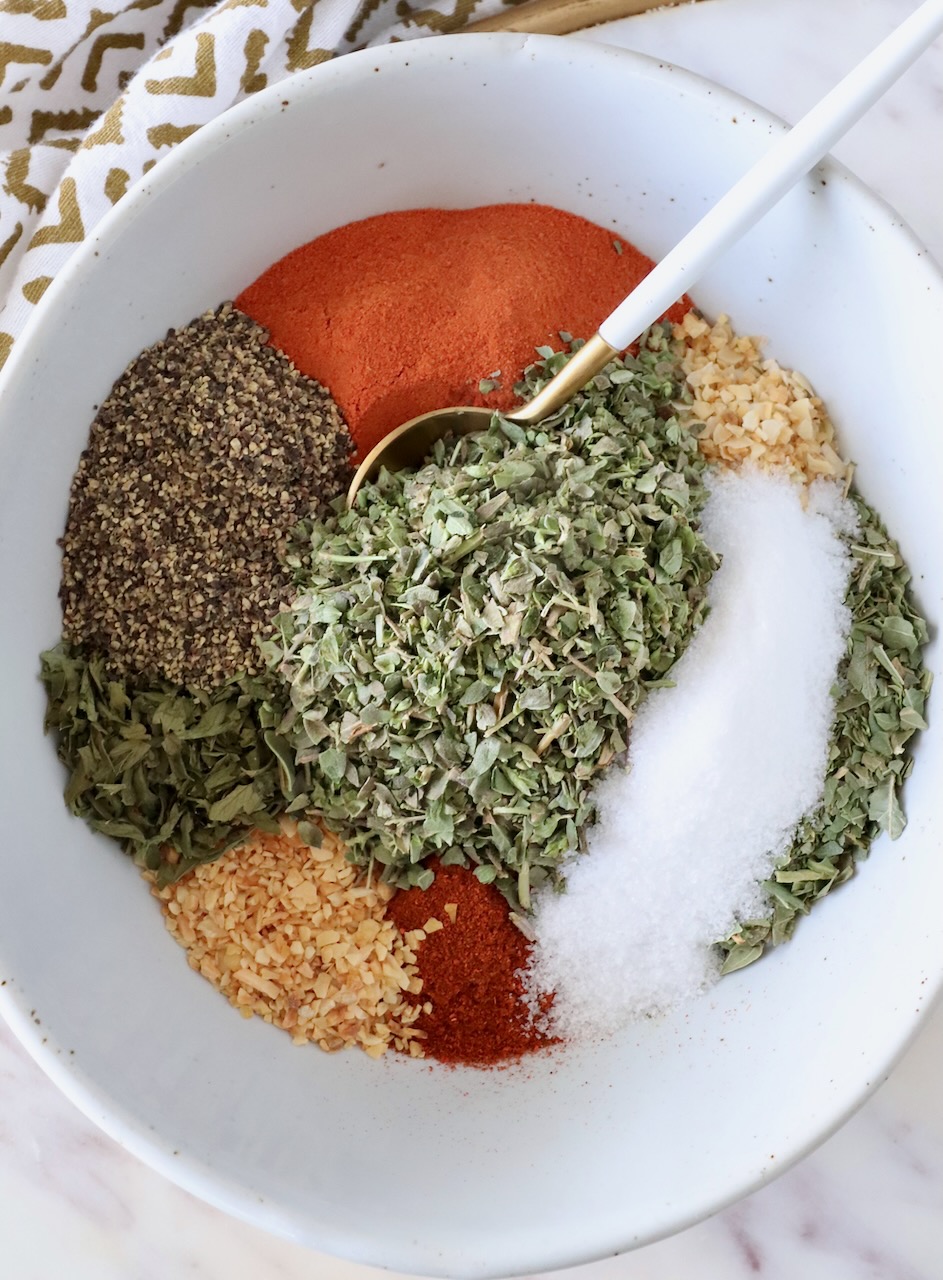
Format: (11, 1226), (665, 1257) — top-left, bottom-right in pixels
(40, 202), (930, 1065)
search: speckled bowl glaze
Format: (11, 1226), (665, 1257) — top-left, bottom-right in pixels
(0, 34), (940, 1279)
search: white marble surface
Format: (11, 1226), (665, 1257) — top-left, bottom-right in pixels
(2, 1), (942, 1277)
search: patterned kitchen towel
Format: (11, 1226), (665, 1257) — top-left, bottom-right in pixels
(0, 0), (529, 369)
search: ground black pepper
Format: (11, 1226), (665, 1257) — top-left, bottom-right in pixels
(59, 304), (352, 688)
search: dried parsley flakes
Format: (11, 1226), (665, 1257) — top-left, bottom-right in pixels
(264, 333), (719, 908)
(718, 492), (931, 973)
(40, 643), (310, 883)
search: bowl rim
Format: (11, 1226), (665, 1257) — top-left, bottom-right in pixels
(1, 30), (942, 1278)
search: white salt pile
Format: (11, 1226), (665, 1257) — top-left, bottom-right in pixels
(527, 468), (856, 1038)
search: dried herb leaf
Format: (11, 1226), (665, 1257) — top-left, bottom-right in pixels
(868, 774), (905, 840)
(265, 331), (718, 908)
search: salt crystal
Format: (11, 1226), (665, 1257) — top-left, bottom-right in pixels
(527, 468), (855, 1038)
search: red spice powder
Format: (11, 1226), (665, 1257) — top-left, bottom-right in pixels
(236, 203), (690, 457)
(386, 863), (553, 1067)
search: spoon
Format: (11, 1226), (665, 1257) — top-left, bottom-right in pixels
(347, 0), (943, 506)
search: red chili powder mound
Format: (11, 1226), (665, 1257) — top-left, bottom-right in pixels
(236, 203), (690, 457)
(386, 863), (554, 1067)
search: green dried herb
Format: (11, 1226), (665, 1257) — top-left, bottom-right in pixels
(40, 643), (312, 884)
(718, 492), (931, 973)
(264, 331), (719, 908)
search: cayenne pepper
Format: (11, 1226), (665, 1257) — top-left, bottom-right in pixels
(387, 862), (554, 1066)
(236, 203), (690, 457)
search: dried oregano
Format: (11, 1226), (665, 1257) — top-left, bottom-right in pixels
(263, 332), (719, 909)
(718, 492), (931, 973)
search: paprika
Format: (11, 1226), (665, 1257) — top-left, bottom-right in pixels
(236, 203), (689, 457)
(387, 861), (554, 1067)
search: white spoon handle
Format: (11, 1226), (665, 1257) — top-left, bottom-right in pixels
(598, 0), (943, 351)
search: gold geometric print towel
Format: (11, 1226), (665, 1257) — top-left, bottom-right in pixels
(0, 0), (527, 370)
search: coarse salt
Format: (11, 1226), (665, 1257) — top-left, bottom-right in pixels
(527, 468), (856, 1037)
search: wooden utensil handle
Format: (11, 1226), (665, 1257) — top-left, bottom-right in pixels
(466, 0), (698, 36)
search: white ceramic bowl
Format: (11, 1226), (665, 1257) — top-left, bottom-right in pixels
(0, 33), (941, 1279)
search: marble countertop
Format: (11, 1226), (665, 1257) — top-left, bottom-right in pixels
(2, 1), (941, 1277)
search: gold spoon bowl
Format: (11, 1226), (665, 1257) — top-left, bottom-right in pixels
(346, 334), (616, 505)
